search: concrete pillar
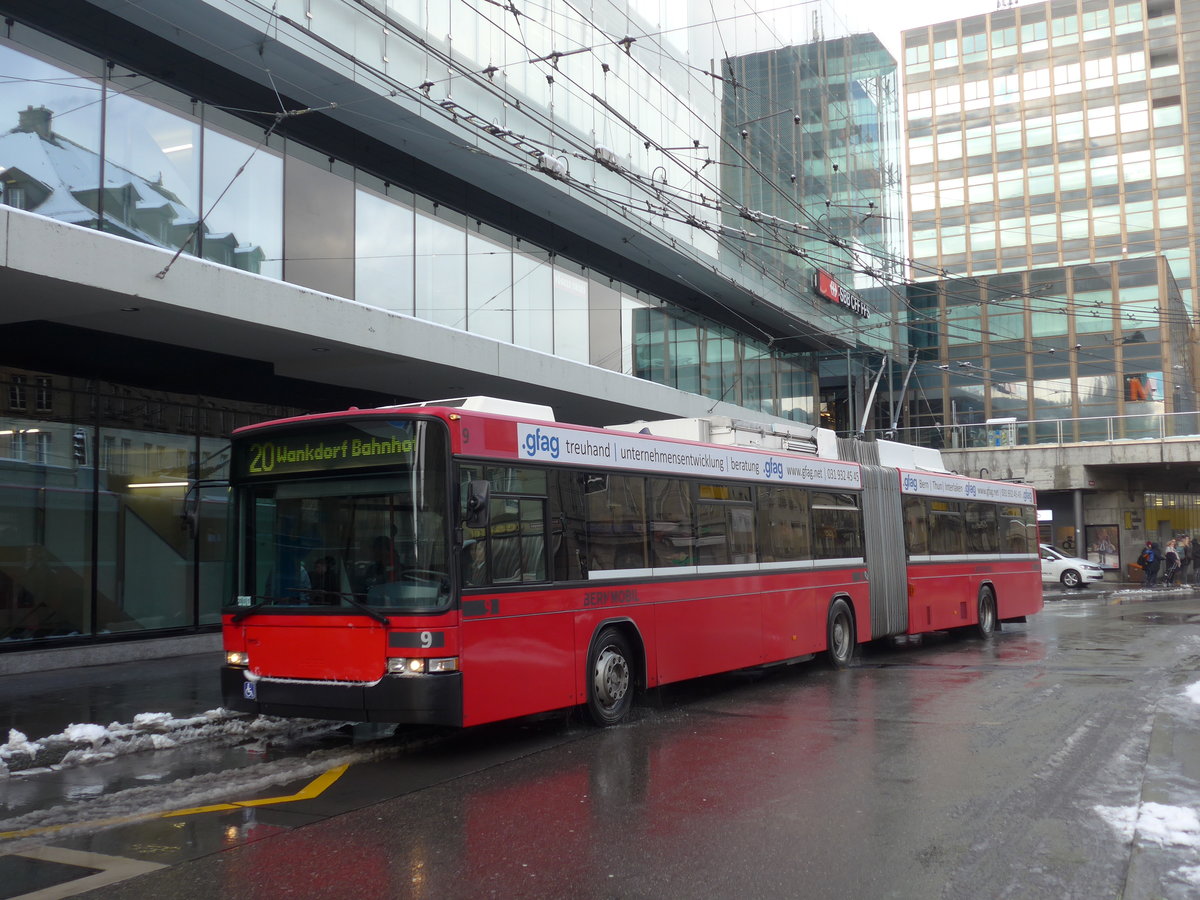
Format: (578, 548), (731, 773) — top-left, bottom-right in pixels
(1074, 489), (1085, 555)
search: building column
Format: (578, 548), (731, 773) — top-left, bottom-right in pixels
(1074, 489), (1085, 556)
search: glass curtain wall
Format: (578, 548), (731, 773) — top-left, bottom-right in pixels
(0, 27), (819, 425)
(0, 37), (281, 275)
(0, 370), (291, 645)
(902, 258), (1196, 447)
(903, 0), (1194, 319)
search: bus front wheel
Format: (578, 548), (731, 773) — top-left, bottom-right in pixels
(586, 627), (635, 726)
(824, 599), (856, 669)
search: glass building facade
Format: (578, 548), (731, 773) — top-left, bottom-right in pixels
(0, 31), (819, 424)
(0, 370), (298, 642)
(903, 257), (1195, 442)
(898, 0), (1198, 439)
(903, 0), (1192, 294)
(0, 1), (905, 648)
(723, 34), (903, 312)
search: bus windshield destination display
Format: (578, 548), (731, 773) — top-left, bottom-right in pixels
(235, 421), (418, 478)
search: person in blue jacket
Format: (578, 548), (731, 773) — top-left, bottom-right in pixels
(1137, 541), (1159, 586)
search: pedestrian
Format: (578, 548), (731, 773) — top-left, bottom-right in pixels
(1178, 536), (1193, 586)
(1163, 539), (1180, 585)
(1137, 541), (1159, 587)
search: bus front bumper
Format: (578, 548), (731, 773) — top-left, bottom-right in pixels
(221, 666), (463, 726)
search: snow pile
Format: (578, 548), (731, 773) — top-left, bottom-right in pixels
(1175, 865), (1200, 886)
(0, 709), (347, 777)
(1185, 682), (1200, 707)
(1095, 803), (1200, 847)
(0, 741), (398, 849)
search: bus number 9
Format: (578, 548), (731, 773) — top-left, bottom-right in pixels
(248, 442), (275, 474)
(420, 631), (434, 648)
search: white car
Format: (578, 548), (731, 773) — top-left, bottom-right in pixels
(1040, 544), (1106, 589)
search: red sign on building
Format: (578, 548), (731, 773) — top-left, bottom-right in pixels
(813, 269), (872, 318)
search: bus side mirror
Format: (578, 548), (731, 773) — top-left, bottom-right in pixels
(465, 480), (490, 528)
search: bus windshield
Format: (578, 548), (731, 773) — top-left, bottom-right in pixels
(234, 418), (450, 611)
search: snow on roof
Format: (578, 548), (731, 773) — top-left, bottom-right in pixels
(2, 110), (206, 237)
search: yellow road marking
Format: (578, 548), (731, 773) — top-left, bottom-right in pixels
(163, 762), (349, 817)
(0, 763), (350, 839)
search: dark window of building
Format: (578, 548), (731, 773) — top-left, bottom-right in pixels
(8, 375), (26, 412)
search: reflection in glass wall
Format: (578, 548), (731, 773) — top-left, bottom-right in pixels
(0, 42), (101, 232)
(355, 185), (415, 313)
(104, 70), (200, 255)
(467, 226), (513, 342)
(0, 370), (293, 646)
(196, 439), (230, 627)
(202, 122), (281, 277)
(97, 429), (195, 633)
(415, 206), (467, 328)
(513, 250), (554, 354)
(0, 38), (276, 275)
(0, 416), (92, 641)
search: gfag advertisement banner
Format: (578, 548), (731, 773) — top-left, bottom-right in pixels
(900, 470), (1035, 505)
(516, 424), (862, 490)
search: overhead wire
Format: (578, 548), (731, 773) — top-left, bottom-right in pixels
(7, 1), (1192, 412)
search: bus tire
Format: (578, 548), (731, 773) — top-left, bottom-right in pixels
(975, 587), (997, 640)
(586, 626), (635, 726)
(824, 599), (856, 669)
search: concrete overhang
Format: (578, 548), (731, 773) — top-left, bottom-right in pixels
(0, 207), (783, 427)
(944, 439), (1200, 494)
(21, 0), (856, 354)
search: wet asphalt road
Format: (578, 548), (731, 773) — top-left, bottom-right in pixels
(4, 586), (1200, 899)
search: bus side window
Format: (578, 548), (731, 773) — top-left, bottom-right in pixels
(964, 501), (998, 553)
(928, 501), (965, 555)
(548, 471), (589, 581)
(757, 486), (810, 562)
(904, 496), (929, 555)
(585, 475), (647, 571)
(519, 498), (546, 581)
(486, 496), (548, 584)
(648, 477), (694, 567)
(811, 492), (862, 559)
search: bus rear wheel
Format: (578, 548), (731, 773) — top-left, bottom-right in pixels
(975, 587), (997, 640)
(586, 627), (634, 726)
(824, 599), (856, 669)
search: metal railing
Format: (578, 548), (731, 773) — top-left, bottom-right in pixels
(872, 411), (1200, 451)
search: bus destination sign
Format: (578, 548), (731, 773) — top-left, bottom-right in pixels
(235, 421), (418, 478)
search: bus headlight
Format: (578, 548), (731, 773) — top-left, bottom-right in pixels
(387, 657), (459, 674)
(226, 651), (249, 667)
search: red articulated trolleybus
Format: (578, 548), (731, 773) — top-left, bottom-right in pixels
(220, 397), (1041, 727)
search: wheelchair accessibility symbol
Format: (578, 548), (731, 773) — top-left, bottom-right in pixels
(243, 681), (257, 700)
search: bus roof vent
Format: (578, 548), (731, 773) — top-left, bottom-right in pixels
(608, 415), (827, 456)
(391, 396), (556, 421)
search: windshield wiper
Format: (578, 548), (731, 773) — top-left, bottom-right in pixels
(332, 592), (390, 625)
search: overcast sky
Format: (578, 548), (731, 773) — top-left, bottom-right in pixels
(847, 0), (1001, 57)
(671, 0), (1010, 64)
